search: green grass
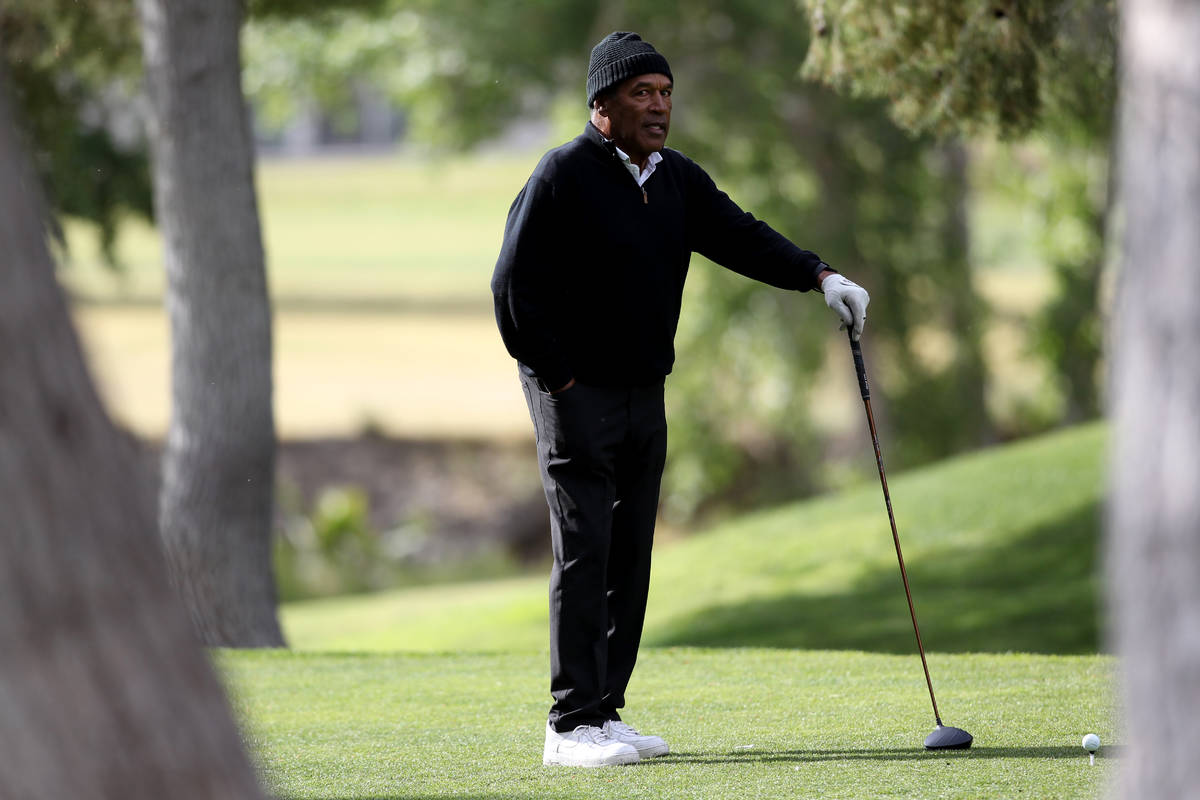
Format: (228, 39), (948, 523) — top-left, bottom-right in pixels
(282, 423), (1107, 654)
(225, 424), (1113, 798)
(59, 153), (540, 306)
(218, 648), (1117, 799)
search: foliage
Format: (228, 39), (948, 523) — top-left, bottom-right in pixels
(275, 485), (381, 599)
(969, 132), (1110, 429)
(281, 424), (1106, 653)
(801, 0), (1117, 139)
(220, 648), (1115, 798)
(242, 11), (422, 139)
(273, 482), (521, 602)
(242, 1), (596, 148)
(801, 0), (1116, 430)
(248, 0), (391, 19)
(1, 0), (152, 264)
(1019, 141), (1109, 422)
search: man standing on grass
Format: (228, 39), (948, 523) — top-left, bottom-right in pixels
(491, 31), (869, 767)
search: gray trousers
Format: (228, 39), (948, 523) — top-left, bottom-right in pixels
(520, 373), (668, 732)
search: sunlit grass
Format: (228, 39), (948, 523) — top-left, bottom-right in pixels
(72, 305), (532, 439)
(58, 152), (540, 305)
(219, 648), (1116, 800)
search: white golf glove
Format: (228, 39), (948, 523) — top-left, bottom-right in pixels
(821, 273), (870, 341)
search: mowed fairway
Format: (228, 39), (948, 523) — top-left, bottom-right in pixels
(63, 154), (541, 439)
(242, 425), (1117, 797)
(61, 154), (539, 305)
(219, 649), (1115, 800)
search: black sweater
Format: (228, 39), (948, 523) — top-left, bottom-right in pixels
(491, 122), (826, 390)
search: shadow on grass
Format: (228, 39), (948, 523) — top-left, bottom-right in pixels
(296, 748), (1116, 799)
(650, 501), (1102, 654)
(652, 745), (1098, 765)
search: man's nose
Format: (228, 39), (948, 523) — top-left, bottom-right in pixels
(648, 92), (667, 112)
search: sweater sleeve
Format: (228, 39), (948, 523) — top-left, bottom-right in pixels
(490, 176), (573, 390)
(685, 159), (827, 291)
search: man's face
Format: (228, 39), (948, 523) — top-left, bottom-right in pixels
(594, 73), (672, 165)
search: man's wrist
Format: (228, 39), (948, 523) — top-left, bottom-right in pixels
(816, 264), (837, 292)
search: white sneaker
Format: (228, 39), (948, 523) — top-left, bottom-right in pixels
(543, 723), (640, 767)
(602, 720), (670, 759)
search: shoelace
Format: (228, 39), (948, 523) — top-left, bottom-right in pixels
(607, 721), (640, 737)
(570, 725), (615, 745)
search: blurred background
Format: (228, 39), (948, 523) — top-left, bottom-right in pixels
(8, 0), (1111, 606)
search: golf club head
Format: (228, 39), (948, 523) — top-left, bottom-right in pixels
(925, 724), (973, 750)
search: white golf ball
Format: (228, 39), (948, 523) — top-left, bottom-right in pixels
(1082, 733), (1101, 752)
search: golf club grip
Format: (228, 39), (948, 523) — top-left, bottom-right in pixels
(849, 334), (869, 399)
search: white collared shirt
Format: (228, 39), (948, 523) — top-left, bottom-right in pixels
(614, 146), (663, 187)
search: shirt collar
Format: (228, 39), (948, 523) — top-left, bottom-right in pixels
(584, 122), (664, 168)
(585, 123), (663, 186)
(614, 146), (663, 171)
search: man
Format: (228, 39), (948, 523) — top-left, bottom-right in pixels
(491, 31), (869, 768)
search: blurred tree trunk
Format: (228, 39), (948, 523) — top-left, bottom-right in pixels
(0, 70), (265, 800)
(137, 0), (284, 646)
(939, 139), (991, 448)
(1109, 0), (1200, 797)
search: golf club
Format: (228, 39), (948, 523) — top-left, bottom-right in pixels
(848, 331), (973, 751)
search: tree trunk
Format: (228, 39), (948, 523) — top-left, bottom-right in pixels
(137, 0), (284, 646)
(0, 71), (265, 800)
(939, 139), (991, 448)
(1109, 0), (1200, 797)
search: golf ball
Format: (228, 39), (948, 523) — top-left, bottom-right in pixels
(1082, 733), (1100, 752)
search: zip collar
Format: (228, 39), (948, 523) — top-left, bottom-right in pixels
(583, 122), (661, 203)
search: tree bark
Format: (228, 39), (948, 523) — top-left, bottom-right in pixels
(1109, 0), (1200, 797)
(137, 0), (284, 645)
(0, 71), (265, 800)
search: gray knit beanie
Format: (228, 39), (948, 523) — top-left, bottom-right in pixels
(586, 32), (673, 107)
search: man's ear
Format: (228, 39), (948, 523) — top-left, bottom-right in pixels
(592, 92), (611, 118)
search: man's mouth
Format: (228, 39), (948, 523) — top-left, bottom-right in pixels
(644, 122), (667, 135)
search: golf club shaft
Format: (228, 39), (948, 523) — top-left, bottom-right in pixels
(849, 333), (943, 727)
